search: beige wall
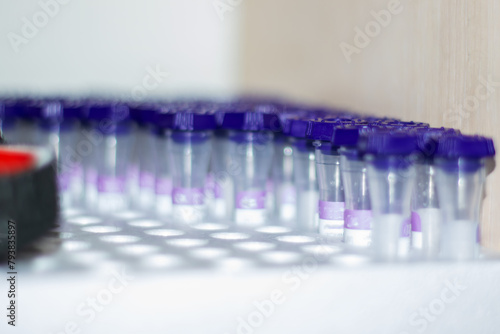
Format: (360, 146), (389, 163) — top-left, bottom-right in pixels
(241, 0), (500, 250)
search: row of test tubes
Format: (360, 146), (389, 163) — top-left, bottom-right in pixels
(0, 97), (495, 261)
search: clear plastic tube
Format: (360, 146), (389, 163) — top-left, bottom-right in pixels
(36, 123), (78, 208)
(340, 148), (372, 247)
(132, 125), (156, 212)
(95, 128), (131, 214)
(169, 131), (212, 224)
(154, 128), (172, 218)
(228, 131), (273, 227)
(436, 158), (486, 260)
(315, 144), (344, 239)
(208, 131), (232, 221)
(272, 136), (296, 224)
(366, 156), (416, 260)
(293, 138), (318, 233)
(411, 160), (441, 257)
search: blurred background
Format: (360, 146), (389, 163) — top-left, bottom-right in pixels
(0, 0), (499, 250)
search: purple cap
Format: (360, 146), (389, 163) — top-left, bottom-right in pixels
(221, 107), (281, 132)
(87, 101), (130, 122)
(23, 100), (62, 121)
(0, 99), (18, 122)
(283, 117), (313, 138)
(129, 102), (161, 125)
(156, 105), (217, 131)
(332, 126), (367, 147)
(307, 118), (355, 141)
(436, 135), (495, 159)
(365, 131), (419, 156)
(61, 99), (87, 120)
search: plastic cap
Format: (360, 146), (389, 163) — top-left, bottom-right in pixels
(365, 131), (419, 156)
(307, 118), (355, 141)
(436, 135), (495, 159)
(156, 105), (217, 131)
(221, 107), (281, 132)
(87, 101), (130, 123)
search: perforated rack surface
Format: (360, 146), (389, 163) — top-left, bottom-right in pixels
(3, 208), (500, 334)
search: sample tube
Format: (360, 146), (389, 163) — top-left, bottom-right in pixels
(271, 133), (296, 223)
(308, 118), (353, 238)
(284, 116), (323, 233)
(411, 128), (457, 257)
(157, 107), (217, 224)
(208, 129), (233, 220)
(334, 126), (374, 247)
(128, 103), (160, 212)
(365, 132), (419, 260)
(85, 101), (131, 214)
(32, 100), (82, 208)
(221, 109), (278, 227)
(435, 135), (495, 260)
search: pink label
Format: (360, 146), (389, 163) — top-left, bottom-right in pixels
(155, 177), (172, 195)
(411, 211), (421, 232)
(139, 171), (155, 189)
(319, 201), (345, 220)
(344, 209), (372, 230)
(172, 187), (204, 205)
(236, 191), (266, 210)
(97, 176), (126, 193)
(401, 217), (411, 237)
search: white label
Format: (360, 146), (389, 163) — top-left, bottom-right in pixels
(235, 209), (266, 228)
(156, 194), (172, 217)
(344, 229), (372, 247)
(280, 203), (296, 222)
(213, 198), (227, 219)
(173, 204), (205, 224)
(320, 219), (344, 239)
(412, 231), (423, 249)
(398, 237), (411, 256)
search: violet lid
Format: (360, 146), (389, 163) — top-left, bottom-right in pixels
(0, 99), (19, 121)
(365, 131), (419, 156)
(87, 101), (130, 123)
(221, 107), (281, 132)
(332, 126), (366, 147)
(156, 106), (217, 131)
(307, 118), (355, 141)
(436, 135), (495, 159)
(129, 102), (161, 125)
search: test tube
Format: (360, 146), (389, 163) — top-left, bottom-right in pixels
(32, 100), (83, 208)
(435, 135), (495, 260)
(208, 128), (233, 220)
(410, 128), (458, 257)
(271, 133), (296, 223)
(285, 117), (320, 232)
(307, 117), (353, 238)
(365, 131), (419, 260)
(220, 108), (278, 227)
(85, 101), (131, 214)
(334, 126), (374, 247)
(128, 103), (160, 212)
(157, 106), (217, 224)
